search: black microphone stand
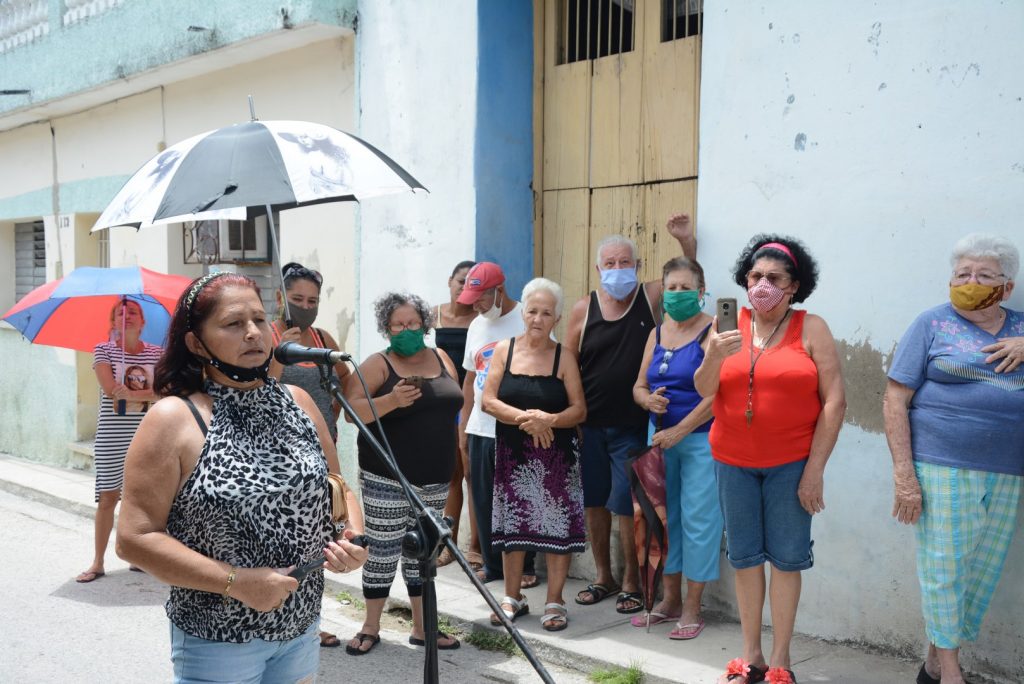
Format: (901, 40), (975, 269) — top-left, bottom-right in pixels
(316, 362), (555, 684)
(315, 360), (557, 679)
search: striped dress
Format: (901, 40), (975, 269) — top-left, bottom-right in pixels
(92, 341), (163, 501)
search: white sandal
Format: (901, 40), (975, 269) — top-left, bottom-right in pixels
(490, 594), (529, 625)
(540, 602), (568, 632)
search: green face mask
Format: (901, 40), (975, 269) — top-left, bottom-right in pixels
(663, 289), (702, 322)
(388, 328), (427, 357)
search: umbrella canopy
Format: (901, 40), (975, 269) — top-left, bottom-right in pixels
(92, 120), (427, 231)
(2, 266), (192, 352)
(627, 443), (669, 631)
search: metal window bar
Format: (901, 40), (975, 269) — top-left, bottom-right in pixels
(559, 0), (634, 65)
(662, 0), (702, 42)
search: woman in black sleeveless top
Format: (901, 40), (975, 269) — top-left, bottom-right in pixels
(432, 260), (481, 568)
(482, 278), (587, 632)
(342, 292), (464, 655)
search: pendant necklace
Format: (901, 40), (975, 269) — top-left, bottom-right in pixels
(746, 309), (790, 425)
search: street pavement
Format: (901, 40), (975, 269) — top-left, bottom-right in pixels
(0, 454), (946, 683)
(0, 488), (593, 683)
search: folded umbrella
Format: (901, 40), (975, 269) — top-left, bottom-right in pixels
(627, 428), (669, 632)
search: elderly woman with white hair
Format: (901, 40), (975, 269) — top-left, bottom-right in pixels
(884, 233), (1024, 684)
(482, 277), (588, 632)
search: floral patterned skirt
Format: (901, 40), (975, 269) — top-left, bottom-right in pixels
(492, 425), (586, 554)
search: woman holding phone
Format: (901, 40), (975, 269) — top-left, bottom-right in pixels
(695, 235), (845, 684)
(342, 292), (464, 655)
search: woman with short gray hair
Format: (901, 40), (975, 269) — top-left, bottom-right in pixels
(342, 291), (463, 655)
(884, 233), (1024, 684)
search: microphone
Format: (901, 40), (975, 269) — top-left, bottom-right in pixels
(274, 341), (351, 366)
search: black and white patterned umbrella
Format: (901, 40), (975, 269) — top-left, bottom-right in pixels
(93, 120), (426, 230)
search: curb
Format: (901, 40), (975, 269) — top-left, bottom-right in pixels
(0, 477), (96, 520)
(322, 575), (677, 684)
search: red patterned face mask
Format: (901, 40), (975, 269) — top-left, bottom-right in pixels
(747, 277), (787, 312)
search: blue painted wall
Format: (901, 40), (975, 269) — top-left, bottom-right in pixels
(474, 1), (534, 297)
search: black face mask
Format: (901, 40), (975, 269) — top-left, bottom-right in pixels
(196, 339), (270, 383)
(287, 304), (318, 331)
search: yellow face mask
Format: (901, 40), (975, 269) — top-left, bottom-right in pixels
(949, 283), (1004, 311)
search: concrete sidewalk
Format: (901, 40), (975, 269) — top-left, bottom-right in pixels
(0, 453), (926, 683)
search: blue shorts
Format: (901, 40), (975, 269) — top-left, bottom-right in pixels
(715, 459), (814, 572)
(170, 619), (319, 684)
(581, 424), (647, 516)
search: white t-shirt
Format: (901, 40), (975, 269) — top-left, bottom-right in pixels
(462, 302), (525, 438)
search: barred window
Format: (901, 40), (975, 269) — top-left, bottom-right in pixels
(662, 0), (702, 42)
(558, 0), (635, 65)
(15, 220), (45, 302)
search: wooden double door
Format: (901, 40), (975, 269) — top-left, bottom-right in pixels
(533, 0), (702, 333)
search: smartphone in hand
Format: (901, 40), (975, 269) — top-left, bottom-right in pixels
(404, 375), (423, 389)
(716, 298), (738, 332)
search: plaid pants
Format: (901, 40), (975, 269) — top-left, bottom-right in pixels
(915, 461), (1021, 649)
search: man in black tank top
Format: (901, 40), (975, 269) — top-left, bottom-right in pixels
(564, 214), (696, 612)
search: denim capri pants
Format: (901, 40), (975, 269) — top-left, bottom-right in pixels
(715, 458), (814, 572)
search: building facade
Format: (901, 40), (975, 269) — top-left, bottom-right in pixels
(0, 0), (1020, 677)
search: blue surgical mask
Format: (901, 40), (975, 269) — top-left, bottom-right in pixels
(600, 267), (639, 301)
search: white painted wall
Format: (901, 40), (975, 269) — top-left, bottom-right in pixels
(699, 1), (1024, 676)
(355, 0), (479, 358)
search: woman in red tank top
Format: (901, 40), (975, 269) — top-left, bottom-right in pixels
(694, 236), (846, 684)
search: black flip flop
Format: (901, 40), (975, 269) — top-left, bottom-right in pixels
(574, 583), (620, 605)
(319, 631), (342, 648)
(409, 632), (461, 650)
(615, 590), (644, 614)
(345, 632), (380, 656)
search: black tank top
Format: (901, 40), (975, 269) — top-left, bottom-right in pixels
(356, 350), (463, 487)
(433, 306), (469, 387)
(496, 338), (568, 415)
(579, 287), (655, 427)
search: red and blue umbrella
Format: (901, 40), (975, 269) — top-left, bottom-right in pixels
(2, 266), (192, 352)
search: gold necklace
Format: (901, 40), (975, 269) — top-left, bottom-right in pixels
(745, 309), (790, 426)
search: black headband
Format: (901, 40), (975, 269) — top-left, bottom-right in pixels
(184, 272), (227, 330)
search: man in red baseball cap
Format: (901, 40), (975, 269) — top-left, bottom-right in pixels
(456, 262), (506, 307)
(457, 262), (538, 588)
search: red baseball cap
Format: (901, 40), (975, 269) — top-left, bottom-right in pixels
(457, 262), (505, 304)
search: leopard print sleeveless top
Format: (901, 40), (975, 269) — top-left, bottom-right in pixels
(165, 378), (333, 643)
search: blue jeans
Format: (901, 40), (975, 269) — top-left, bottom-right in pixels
(468, 434), (535, 580)
(170, 619), (319, 684)
(715, 459), (814, 571)
(581, 424), (647, 516)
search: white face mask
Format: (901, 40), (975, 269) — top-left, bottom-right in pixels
(480, 290), (503, 321)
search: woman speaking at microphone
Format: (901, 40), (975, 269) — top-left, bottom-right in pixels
(116, 272), (367, 683)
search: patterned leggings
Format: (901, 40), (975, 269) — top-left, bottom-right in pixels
(359, 470), (450, 600)
(915, 462), (1021, 649)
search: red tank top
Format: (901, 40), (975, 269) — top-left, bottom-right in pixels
(709, 307), (821, 467)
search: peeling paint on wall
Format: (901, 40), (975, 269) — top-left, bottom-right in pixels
(334, 307), (355, 351)
(794, 132), (807, 150)
(836, 338), (894, 434)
